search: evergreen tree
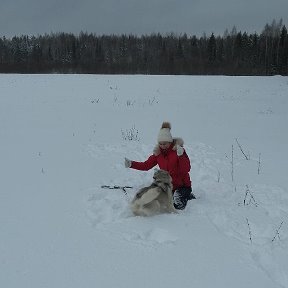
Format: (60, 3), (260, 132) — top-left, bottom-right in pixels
(0, 20), (286, 75)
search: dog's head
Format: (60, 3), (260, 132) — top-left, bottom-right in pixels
(153, 169), (172, 185)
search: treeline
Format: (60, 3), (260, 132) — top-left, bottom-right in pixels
(0, 20), (287, 75)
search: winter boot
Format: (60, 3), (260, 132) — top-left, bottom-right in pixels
(188, 192), (196, 200)
(173, 190), (188, 210)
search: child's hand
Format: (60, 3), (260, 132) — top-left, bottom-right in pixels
(124, 158), (132, 168)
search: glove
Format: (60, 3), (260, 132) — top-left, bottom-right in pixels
(176, 145), (184, 156)
(124, 158), (132, 168)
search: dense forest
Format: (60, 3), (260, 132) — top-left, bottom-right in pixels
(0, 20), (287, 75)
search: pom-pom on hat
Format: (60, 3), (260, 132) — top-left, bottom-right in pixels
(157, 122), (173, 143)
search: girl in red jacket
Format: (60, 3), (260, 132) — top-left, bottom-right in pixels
(125, 122), (195, 210)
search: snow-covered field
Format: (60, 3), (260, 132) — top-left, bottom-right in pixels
(0, 74), (288, 288)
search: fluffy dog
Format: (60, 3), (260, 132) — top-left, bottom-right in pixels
(130, 169), (177, 216)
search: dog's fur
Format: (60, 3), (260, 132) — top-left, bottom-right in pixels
(130, 169), (177, 216)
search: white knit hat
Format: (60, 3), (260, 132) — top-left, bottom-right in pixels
(157, 122), (173, 143)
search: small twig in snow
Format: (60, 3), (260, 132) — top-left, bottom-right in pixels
(257, 153), (261, 175)
(235, 138), (249, 160)
(243, 185), (258, 207)
(121, 125), (140, 141)
(231, 144), (234, 182)
(217, 170), (220, 183)
(246, 218), (253, 244)
(272, 221), (284, 242)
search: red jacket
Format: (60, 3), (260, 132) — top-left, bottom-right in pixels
(131, 139), (191, 191)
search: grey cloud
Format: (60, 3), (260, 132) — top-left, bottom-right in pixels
(0, 0), (287, 37)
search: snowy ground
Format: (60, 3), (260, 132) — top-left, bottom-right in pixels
(0, 74), (288, 288)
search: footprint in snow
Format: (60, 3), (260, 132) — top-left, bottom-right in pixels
(123, 228), (178, 246)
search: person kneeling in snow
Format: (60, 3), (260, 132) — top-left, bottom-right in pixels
(125, 121), (195, 210)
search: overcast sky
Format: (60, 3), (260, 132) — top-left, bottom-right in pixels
(0, 0), (287, 38)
